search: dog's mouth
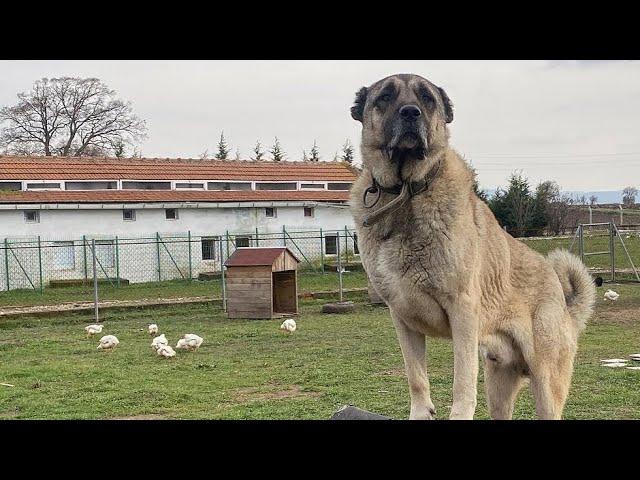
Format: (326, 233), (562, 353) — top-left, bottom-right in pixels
(385, 132), (427, 162)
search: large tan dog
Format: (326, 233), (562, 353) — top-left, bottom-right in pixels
(349, 73), (595, 420)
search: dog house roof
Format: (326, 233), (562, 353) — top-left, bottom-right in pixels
(224, 247), (300, 267)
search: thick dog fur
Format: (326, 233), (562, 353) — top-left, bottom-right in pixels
(350, 74), (595, 420)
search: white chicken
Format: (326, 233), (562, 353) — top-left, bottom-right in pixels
(176, 334), (204, 351)
(156, 344), (176, 358)
(85, 324), (104, 337)
(604, 289), (619, 301)
(280, 318), (297, 333)
(97, 335), (119, 351)
(148, 324), (159, 335)
(151, 333), (168, 351)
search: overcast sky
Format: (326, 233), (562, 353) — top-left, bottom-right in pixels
(1, 60), (638, 191)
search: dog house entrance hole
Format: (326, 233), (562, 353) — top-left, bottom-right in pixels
(273, 271), (297, 315)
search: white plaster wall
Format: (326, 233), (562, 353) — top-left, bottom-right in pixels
(0, 204), (359, 290)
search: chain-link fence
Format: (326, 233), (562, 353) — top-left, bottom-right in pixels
(0, 228), (363, 307)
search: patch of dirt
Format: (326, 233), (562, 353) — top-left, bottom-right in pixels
(108, 414), (167, 420)
(592, 306), (639, 326)
(233, 385), (322, 402)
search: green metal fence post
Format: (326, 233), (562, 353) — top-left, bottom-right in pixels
(187, 230), (193, 281)
(226, 230), (230, 258)
(156, 232), (162, 282)
(4, 238), (10, 291)
(82, 235), (88, 282)
(255, 227), (259, 246)
(37, 236), (43, 294)
(320, 228), (325, 273)
(282, 225), (286, 247)
(115, 236), (121, 287)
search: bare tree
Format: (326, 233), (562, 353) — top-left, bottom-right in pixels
(234, 148), (241, 161)
(0, 77), (147, 157)
(622, 186), (638, 206)
(199, 149), (209, 160)
(589, 195), (598, 206)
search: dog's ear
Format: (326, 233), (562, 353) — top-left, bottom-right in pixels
(438, 86), (454, 124)
(351, 87), (368, 122)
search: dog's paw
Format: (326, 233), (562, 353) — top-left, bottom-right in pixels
(409, 406), (437, 420)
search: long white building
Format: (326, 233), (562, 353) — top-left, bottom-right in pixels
(0, 156), (359, 289)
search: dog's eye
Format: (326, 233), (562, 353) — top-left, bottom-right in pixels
(422, 93), (434, 105)
(379, 94), (391, 102)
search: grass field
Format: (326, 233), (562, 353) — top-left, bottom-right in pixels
(0, 271), (368, 308)
(1, 284), (639, 420)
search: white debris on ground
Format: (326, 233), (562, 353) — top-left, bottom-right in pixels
(626, 366), (640, 370)
(604, 289), (620, 301)
(601, 358), (629, 363)
(602, 362), (628, 368)
(630, 354), (640, 361)
(148, 324), (159, 335)
(280, 318), (297, 333)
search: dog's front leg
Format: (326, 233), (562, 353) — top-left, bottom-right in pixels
(390, 310), (436, 420)
(447, 297), (479, 420)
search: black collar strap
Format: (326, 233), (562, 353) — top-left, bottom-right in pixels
(362, 160), (441, 227)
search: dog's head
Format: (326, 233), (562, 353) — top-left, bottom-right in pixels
(351, 73), (453, 186)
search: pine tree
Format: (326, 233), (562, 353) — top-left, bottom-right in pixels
(341, 139), (354, 163)
(251, 141), (265, 161)
(270, 137), (285, 161)
(309, 140), (320, 162)
(216, 131), (229, 160)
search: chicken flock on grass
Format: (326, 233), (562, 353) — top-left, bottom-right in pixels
(86, 318), (294, 358)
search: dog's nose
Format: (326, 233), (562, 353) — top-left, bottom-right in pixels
(399, 104), (422, 121)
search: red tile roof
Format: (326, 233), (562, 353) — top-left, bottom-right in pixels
(0, 155), (359, 181)
(0, 190), (350, 204)
(224, 247), (300, 267)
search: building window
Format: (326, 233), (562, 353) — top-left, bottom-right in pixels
(26, 182), (61, 190)
(325, 235), (337, 255)
(255, 182), (297, 191)
(94, 240), (115, 268)
(24, 210), (40, 223)
(265, 207), (277, 218)
(165, 209), (178, 220)
(235, 236), (250, 248)
(304, 207), (314, 217)
(353, 233), (359, 254)
(207, 182), (252, 191)
(0, 182), (21, 191)
(53, 241), (75, 270)
(65, 181), (117, 190)
(175, 183), (204, 189)
(201, 237), (217, 261)
(122, 181), (171, 190)
(300, 183), (326, 190)
(123, 209), (136, 221)
(327, 182), (352, 191)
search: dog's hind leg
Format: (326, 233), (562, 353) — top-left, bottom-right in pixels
(391, 310), (436, 420)
(483, 362), (525, 420)
(529, 355), (574, 420)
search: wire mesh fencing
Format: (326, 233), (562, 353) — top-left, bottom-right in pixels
(0, 228), (364, 308)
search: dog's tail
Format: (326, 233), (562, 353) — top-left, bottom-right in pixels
(547, 249), (596, 331)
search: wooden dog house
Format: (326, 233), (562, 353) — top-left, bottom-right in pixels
(224, 247), (300, 319)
